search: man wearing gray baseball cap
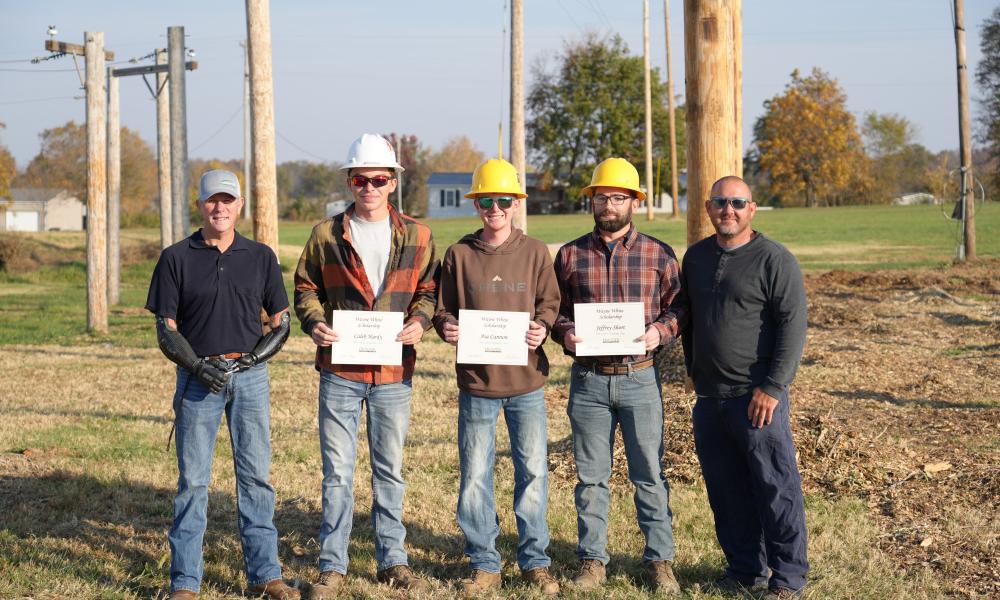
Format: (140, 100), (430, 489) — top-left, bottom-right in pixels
(147, 169), (299, 599)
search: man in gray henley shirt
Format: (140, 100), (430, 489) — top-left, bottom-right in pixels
(675, 175), (809, 599)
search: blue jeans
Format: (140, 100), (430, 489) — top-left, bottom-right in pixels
(692, 391), (808, 592)
(317, 371), (413, 574)
(169, 363), (282, 594)
(567, 363), (675, 564)
(457, 388), (551, 573)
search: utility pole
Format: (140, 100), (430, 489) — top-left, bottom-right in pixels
(86, 32), (109, 334)
(43, 33), (114, 332)
(246, 0), (280, 256)
(168, 26), (189, 243)
(241, 40), (252, 221)
(684, 0), (742, 245)
(664, 0), (680, 219)
(396, 136), (404, 214)
(644, 0), (655, 221)
(953, 0), (976, 260)
(107, 66), (120, 306)
(156, 49), (172, 249)
(510, 0), (527, 233)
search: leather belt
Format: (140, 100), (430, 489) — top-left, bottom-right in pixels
(204, 352), (246, 360)
(575, 357), (655, 375)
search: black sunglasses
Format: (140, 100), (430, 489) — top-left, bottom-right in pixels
(350, 174), (394, 188)
(476, 197), (515, 210)
(710, 196), (751, 210)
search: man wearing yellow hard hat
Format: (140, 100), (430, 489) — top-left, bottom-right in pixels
(433, 158), (561, 597)
(552, 157), (684, 594)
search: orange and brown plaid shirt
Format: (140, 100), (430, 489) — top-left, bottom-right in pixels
(294, 204), (440, 384)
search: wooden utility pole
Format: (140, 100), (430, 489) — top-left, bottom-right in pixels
(85, 32), (109, 333)
(644, 0), (655, 220)
(241, 40), (252, 221)
(953, 0), (976, 260)
(510, 0), (527, 233)
(168, 26), (190, 243)
(156, 49), (172, 249)
(664, 0), (680, 218)
(246, 0), (280, 256)
(106, 67), (121, 306)
(44, 34), (115, 332)
(683, 0), (742, 245)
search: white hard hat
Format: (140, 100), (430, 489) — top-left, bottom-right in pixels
(340, 133), (404, 172)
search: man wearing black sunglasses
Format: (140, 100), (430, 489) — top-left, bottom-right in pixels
(674, 175), (809, 600)
(294, 133), (439, 597)
(433, 158), (561, 597)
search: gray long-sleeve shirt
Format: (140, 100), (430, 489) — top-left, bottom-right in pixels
(678, 232), (807, 399)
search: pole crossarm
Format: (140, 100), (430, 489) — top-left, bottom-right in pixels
(112, 60), (197, 78)
(45, 39), (114, 61)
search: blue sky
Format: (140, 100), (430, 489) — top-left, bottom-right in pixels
(0, 1), (995, 169)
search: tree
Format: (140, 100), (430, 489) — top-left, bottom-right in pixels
(861, 112), (938, 202)
(18, 121), (157, 218)
(0, 122), (15, 201)
(748, 68), (871, 206)
(526, 33), (685, 206)
(430, 136), (485, 172)
(976, 6), (1000, 195)
(862, 112), (917, 157)
(386, 133), (432, 218)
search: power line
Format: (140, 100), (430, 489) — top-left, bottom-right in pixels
(276, 129), (330, 162)
(189, 105), (243, 152)
(0, 95), (81, 105)
(0, 67), (79, 72)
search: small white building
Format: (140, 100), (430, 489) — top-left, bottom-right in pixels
(0, 188), (85, 232)
(426, 173), (475, 218)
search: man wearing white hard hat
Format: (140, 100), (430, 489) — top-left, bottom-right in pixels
(147, 169), (298, 599)
(294, 134), (439, 597)
(432, 158), (561, 597)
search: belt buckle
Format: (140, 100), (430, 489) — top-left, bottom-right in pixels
(626, 361), (634, 376)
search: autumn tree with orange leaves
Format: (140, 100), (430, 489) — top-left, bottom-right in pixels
(748, 68), (871, 207)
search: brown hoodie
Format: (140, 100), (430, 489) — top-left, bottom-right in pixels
(433, 228), (560, 398)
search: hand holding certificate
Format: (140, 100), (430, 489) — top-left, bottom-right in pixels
(573, 302), (645, 356)
(456, 309), (530, 365)
(330, 310), (404, 365)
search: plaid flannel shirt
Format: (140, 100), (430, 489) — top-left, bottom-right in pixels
(294, 204), (440, 384)
(552, 225), (683, 362)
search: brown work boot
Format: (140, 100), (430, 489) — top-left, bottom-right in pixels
(571, 559), (606, 590)
(764, 587), (801, 599)
(308, 571), (344, 600)
(460, 569), (501, 597)
(248, 578), (301, 600)
(522, 567), (560, 596)
(646, 560), (681, 595)
(376, 565), (430, 593)
(169, 591), (198, 600)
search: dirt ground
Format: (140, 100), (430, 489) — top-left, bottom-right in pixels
(551, 258), (1000, 598)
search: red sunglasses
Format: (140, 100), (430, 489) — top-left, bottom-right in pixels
(350, 174), (394, 188)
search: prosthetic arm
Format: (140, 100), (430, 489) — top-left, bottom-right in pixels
(236, 311), (291, 370)
(156, 316), (230, 393)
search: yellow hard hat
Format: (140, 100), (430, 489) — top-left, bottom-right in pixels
(465, 158), (528, 199)
(581, 157), (646, 201)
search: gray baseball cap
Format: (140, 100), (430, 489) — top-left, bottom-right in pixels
(198, 169), (241, 202)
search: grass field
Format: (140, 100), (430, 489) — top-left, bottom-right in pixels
(0, 203), (996, 598)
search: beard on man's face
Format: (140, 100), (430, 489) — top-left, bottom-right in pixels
(593, 204), (633, 232)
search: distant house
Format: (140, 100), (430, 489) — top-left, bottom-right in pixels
(893, 192), (937, 206)
(0, 188), (85, 232)
(425, 172), (567, 219)
(642, 169), (688, 215)
(326, 198), (351, 217)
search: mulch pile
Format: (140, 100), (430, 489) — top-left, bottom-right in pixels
(549, 258), (999, 598)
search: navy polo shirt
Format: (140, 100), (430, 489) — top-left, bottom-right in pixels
(145, 229), (289, 357)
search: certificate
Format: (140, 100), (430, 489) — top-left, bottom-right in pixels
(330, 310), (404, 365)
(456, 309), (530, 366)
(573, 302), (645, 357)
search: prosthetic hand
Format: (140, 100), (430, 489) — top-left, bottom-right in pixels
(236, 311), (291, 370)
(156, 316), (231, 393)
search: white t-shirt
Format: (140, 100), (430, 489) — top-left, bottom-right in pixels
(349, 214), (392, 297)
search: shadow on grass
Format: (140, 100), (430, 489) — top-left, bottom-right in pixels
(827, 389), (996, 409)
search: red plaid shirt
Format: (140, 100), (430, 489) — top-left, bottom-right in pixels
(552, 225), (683, 362)
(294, 204), (439, 384)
